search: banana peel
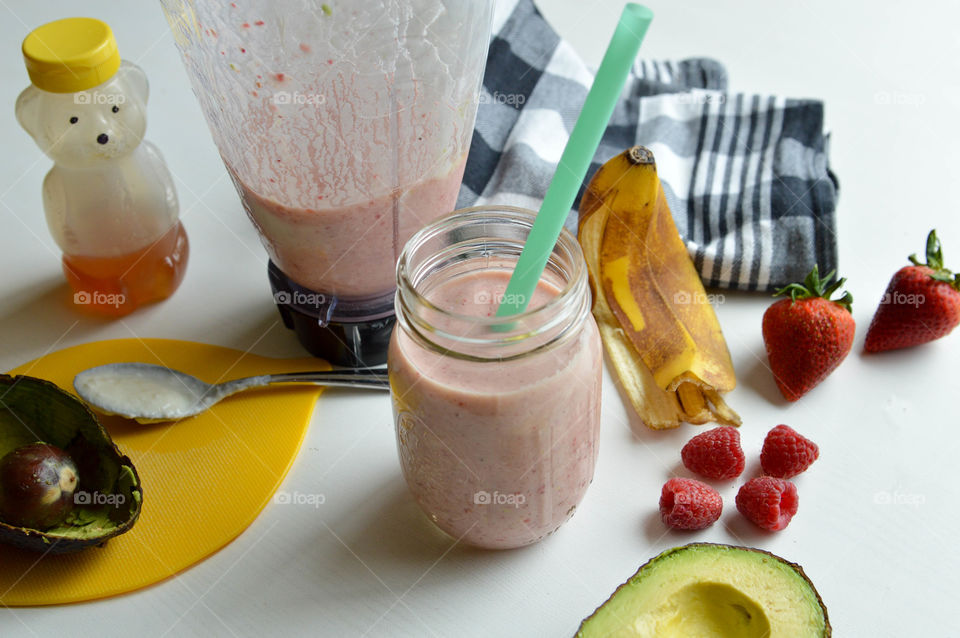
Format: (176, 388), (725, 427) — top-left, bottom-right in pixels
(579, 146), (739, 429)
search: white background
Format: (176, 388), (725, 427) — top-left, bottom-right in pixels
(1, 0), (958, 636)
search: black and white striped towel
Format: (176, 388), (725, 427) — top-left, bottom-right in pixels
(457, 0), (839, 292)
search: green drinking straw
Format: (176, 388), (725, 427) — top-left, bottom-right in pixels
(495, 4), (653, 318)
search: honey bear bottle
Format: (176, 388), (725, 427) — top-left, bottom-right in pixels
(16, 17), (188, 317)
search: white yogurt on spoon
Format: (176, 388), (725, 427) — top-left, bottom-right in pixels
(74, 364), (205, 421)
(74, 362), (389, 423)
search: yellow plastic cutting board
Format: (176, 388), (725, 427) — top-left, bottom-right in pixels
(0, 339), (329, 606)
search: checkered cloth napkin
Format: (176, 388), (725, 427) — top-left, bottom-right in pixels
(456, 0), (839, 292)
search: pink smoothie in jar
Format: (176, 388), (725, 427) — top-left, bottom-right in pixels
(389, 207), (602, 549)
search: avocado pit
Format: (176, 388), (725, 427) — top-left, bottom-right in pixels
(0, 443), (79, 530)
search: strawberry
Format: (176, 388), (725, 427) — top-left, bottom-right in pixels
(864, 230), (960, 352)
(762, 266), (855, 401)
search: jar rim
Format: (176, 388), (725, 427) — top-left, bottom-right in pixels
(395, 205), (587, 332)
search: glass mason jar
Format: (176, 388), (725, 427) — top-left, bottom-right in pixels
(389, 206), (602, 549)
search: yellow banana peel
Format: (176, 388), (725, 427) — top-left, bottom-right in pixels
(578, 146), (739, 429)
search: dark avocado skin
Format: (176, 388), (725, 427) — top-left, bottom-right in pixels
(0, 375), (142, 554)
(575, 542), (831, 637)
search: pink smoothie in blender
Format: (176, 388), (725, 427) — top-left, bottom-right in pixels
(162, 0), (493, 365)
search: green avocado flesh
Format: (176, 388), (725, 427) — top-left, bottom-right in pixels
(576, 543), (830, 638)
(0, 375), (142, 553)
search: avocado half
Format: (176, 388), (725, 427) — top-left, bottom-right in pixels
(576, 543), (830, 637)
(0, 375), (142, 554)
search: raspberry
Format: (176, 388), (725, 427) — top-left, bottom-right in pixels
(659, 478), (722, 530)
(735, 477), (798, 531)
(680, 426), (745, 480)
(760, 425), (819, 478)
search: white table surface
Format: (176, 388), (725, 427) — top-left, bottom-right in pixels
(2, 0), (958, 636)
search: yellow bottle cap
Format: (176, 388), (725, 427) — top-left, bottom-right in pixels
(22, 17), (121, 94)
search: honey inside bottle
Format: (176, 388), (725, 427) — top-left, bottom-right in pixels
(63, 222), (189, 317)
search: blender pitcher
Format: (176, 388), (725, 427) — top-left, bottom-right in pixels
(161, 0), (493, 365)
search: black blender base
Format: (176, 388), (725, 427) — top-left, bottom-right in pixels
(273, 303), (394, 367)
(267, 261), (395, 367)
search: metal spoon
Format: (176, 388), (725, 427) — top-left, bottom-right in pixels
(74, 362), (389, 423)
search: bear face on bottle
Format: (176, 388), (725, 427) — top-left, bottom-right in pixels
(17, 64), (148, 167)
